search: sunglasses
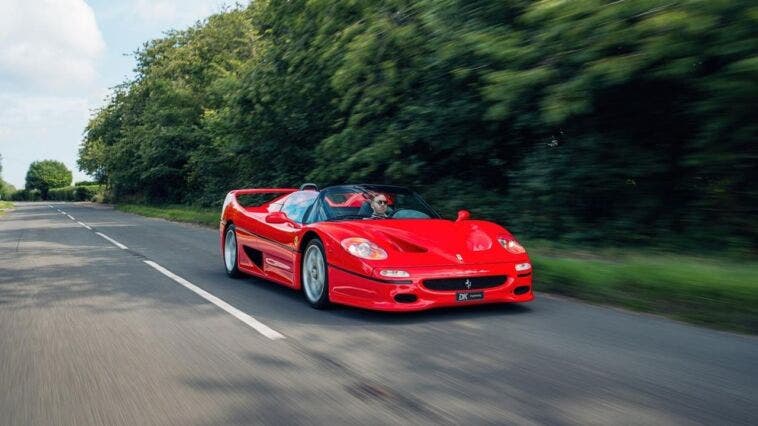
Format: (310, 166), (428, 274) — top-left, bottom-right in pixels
(375, 200), (387, 205)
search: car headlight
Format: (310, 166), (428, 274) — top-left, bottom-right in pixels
(497, 237), (526, 254)
(341, 237), (388, 260)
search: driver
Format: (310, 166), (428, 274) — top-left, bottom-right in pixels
(370, 193), (389, 218)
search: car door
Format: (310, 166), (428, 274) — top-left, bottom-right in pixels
(258, 191), (317, 286)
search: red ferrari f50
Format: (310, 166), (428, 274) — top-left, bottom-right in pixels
(219, 184), (533, 311)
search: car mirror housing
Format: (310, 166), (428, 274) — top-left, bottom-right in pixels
(456, 210), (470, 222)
(265, 212), (301, 228)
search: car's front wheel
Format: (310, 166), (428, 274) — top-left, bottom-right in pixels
(223, 225), (242, 278)
(302, 239), (330, 309)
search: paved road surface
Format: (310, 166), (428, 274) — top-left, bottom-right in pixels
(1, 202), (756, 425)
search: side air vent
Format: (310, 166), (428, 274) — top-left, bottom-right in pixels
(243, 246), (263, 268)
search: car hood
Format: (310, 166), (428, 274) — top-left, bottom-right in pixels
(315, 219), (527, 267)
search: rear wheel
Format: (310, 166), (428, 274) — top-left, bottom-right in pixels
(302, 239), (330, 309)
(224, 225), (242, 278)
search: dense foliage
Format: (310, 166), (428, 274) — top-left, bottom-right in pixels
(79, 0), (757, 251)
(0, 153), (16, 200)
(10, 189), (41, 201)
(47, 185), (104, 202)
(25, 160), (72, 199)
(0, 182), (15, 200)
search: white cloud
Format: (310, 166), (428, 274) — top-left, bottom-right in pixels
(0, 93), (93, 187)
(0, 0), (105, 91)
(0, 0), (241, 188)
(0, 94), (90, 129)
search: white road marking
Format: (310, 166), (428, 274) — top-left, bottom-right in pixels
(66, 214), (75, 220)
(77, 221), (92, 230)
(60, 211), (67, 215)
(95, 232), (128, 250)
(143, 260), (285, 340)
(48, 205), (54, 208)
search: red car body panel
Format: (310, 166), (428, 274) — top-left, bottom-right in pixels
(220, 187), (534, 311)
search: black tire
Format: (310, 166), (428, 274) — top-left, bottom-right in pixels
(223, 225), (242, 278)
(301, 239), (330, 309)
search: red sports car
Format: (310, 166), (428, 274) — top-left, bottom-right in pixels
(219, 184), (533, 311)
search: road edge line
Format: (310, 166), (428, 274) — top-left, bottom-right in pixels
(143, 260), (285, 340)
(95, 232), (128, 249)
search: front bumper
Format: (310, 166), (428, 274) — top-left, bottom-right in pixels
(327, 262), (533, 312)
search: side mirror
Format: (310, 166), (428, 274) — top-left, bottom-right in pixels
(265, 211), (301, 228)
(456, 210), (470, 222)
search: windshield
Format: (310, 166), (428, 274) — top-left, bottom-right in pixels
(305, 185), (440, 223)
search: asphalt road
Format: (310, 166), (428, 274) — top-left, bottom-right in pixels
(1, 202), (756, 425)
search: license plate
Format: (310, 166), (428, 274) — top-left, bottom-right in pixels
(456, 291), (484, 302)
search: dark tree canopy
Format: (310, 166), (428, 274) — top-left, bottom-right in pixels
(79, 0), (757, 251)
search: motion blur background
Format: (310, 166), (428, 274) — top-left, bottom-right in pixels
(3, 0), (756, 330)
(75, 0), (755, 252)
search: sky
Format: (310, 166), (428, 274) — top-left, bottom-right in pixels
(0, 0), (239, 189)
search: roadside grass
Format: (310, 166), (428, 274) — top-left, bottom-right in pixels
(115, 202), (756, 333)
(532, 253), (758, 334)
(0, 201), (13, 216)
(116, 204), (219, 227)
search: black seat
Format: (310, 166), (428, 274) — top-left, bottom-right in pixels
(357, 201), (373, 217)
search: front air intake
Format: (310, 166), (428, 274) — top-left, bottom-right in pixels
(423, 276), (506, 291)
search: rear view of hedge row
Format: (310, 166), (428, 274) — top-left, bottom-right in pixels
(47, 185), (104, 202)
(10, 189), (42, 201)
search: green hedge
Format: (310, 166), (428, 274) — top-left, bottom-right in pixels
(47, 187), (74, 201)
(0, 180), (16, 200)
(10, 189), (42, 201)
(47, 185), (104, 201)
(9, 185), (104, 201)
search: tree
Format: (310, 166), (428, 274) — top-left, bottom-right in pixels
(25, 160), (72, 200)
(1, 180), (16, 200)
(78, 0), (757, 250)
(0, 153), (14, 200)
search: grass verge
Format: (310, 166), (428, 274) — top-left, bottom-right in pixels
(532, 253), (757, 334)
(116, 203), (219, 227)
(115, 203), (756, 333)
(0, 201), (13, 216)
